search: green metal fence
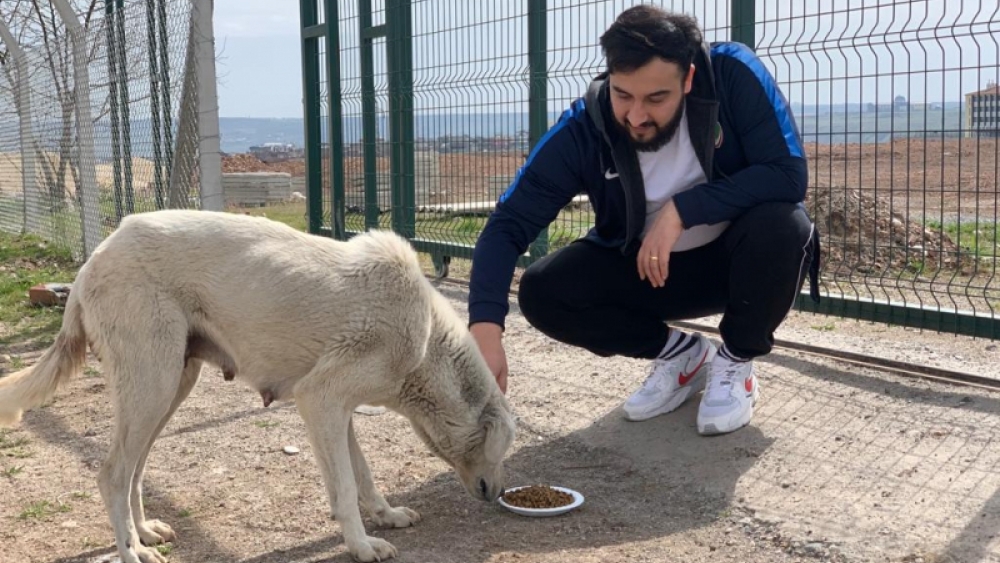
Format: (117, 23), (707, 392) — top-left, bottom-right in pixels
(300, 0), (999, 339)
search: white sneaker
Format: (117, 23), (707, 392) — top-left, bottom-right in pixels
(697, 354), (760, 435)
(623, 334), (716, 422)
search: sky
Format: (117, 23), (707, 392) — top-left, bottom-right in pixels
(213, 0), (304, 118)
(211, 0), (999, 119)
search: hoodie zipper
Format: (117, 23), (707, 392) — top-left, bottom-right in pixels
(603, 142), (635, 252)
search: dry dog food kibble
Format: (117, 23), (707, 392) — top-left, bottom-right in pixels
(502, 485), (573, 509)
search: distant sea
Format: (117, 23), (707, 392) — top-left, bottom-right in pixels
(218, 103), (968, 154)
(0, 103), (970, 159)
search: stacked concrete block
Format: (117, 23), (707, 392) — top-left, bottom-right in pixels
(223, 172), (293, 206)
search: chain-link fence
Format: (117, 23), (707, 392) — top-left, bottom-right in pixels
(0, 0), (220, 260)
(301, 0), (998, 338)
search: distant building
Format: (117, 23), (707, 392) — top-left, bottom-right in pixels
(248, 142), (304, 163)
(965, 81), (1000, 138)
(863, 95), (910, 113)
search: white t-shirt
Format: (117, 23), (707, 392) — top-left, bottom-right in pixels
(638, 110), (729, 252)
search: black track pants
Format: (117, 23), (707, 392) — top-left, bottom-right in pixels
(517, 202), (818, 360)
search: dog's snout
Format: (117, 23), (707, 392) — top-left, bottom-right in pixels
(477, 479), (505, 502)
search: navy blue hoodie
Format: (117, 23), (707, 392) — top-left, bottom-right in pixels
(469, 41), (815, 329)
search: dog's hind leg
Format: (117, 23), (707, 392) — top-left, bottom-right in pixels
(348, 419), (420, 528)
(97, 337), (187, 563)
(294, 356), (399, 563)
(131, 358), (203, 546)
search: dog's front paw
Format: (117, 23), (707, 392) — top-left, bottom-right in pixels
(138, 519), (176, 545)
(349, 536), (398, 562)
(133, 544), (169, 563)
(372, 506), (420, 528)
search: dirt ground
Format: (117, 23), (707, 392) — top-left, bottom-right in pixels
(2, 281), (1000, 563)
(221, 138), (1000, 216)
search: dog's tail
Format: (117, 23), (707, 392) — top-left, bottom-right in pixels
(0, 291), (87, 426)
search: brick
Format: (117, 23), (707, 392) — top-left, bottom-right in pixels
(29, 283), (72, 307)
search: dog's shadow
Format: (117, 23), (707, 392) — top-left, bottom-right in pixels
(247, 399), (769, 563)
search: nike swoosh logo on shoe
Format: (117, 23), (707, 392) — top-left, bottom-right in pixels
(677, 349), (709, 386)
(604, 168), (619, 180)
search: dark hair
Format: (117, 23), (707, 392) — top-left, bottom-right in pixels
(599, 5), (702, 75)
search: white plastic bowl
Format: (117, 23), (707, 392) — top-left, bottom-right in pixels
(497, 485), (585, 517)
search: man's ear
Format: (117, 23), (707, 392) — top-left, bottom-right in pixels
(684, 63), (696, 94)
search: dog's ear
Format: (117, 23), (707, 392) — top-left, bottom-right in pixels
(480, 404), (514, 464)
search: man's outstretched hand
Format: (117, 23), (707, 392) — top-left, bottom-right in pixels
(470, 322), (508, 394)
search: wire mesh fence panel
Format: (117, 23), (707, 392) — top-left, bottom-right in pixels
(0, 0), (201, 259)
(339, 0), (391, 235)
(341, 1), (535, 251)
(756, 0), (999, 335)
(306, 0), (998, 336)
(543, 0), (732, 251)
(329, 1), (735, 253)
(401, 1), (530, 248)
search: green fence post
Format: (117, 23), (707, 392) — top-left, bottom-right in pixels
(528, 0), (549, 259)
(358, 0), (380, 231)
(387, 0), (416, 239)
(731, 0), (756, 49)
(300, 0), (323, 234)
(325, 0), (346, 239)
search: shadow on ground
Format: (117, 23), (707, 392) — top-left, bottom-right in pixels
(240, 399), (771, 563)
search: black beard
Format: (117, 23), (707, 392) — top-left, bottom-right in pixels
(617, 99), (686, 152)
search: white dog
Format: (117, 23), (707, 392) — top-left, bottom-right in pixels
(0, 210), (516, 563)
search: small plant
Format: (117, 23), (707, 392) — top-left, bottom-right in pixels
(2, 465), (23, 478)
(156, 545), (173, 556)
(81, 536), (102, 549)
(454, 216), (485, 235)
(929, 220), (999, 260)
(253, 420), (280, 429)
(810, 322), (836, 332)
(71, 491), (92, 500)
(0, 433), (31, 459)
(4, 446), (33, 459)
(18, 500), (71, 520)
(84, 366), (101, 378)
(9, 356), (25, 370)
(18, 502), (46, 520)
(0, 435), (30, 450)
(178, 508), (192, 518)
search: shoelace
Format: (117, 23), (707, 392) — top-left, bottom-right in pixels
(638, 357), (678, 394)
(705, 364), (742, 402)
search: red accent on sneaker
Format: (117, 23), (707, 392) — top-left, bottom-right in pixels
(677, 348), (709, 386)
(744, 375), (755, 393)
